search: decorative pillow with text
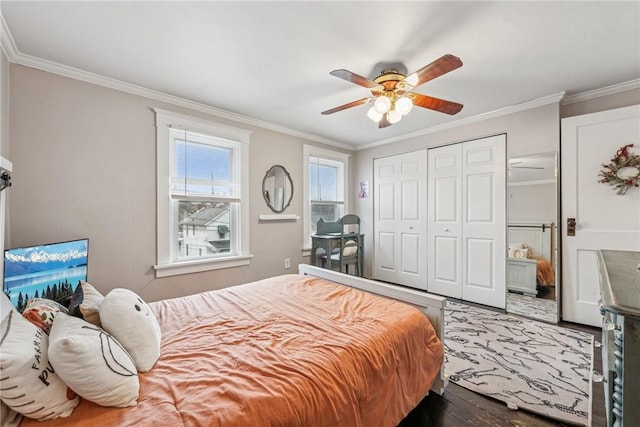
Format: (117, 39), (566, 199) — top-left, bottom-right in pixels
(0, 305), (79, 420)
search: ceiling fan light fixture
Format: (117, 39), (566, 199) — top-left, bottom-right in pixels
(373, 96), (392, 114)
(387, 109), (402, 124)
(367, 107), (383, 123)
(323, 54), (463, 128)
(395, 96), (413, 115)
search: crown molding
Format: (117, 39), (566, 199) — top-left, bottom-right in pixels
(0, 13), (17, 59)
(561, 79), (640, 105)
(3, 13), (637, 153)
(358, 92), (567, 151)
(0, 16), (354, 152)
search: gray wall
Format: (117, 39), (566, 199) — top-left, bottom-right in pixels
(8, 64), (353, 302)
(1, 50), (8, 158)
(508, 183), (556, 223)
(561, 88), (640, 118)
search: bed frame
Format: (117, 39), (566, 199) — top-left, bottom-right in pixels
(507, 221), (556, 296)
(298, 264), (448, 395)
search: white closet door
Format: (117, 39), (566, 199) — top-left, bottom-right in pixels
(427, 144), (462, 298)
(427, 135), (506, 308)
(461, 135), (506, 309)
(373, 150), (428, 289)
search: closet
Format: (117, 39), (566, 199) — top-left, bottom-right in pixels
(373, 134), (506, 308)
(427, 134), (506, 308)
(373, 150), (428, 290)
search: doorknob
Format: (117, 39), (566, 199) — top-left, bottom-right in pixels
(567, 218), (576, 236)
(444, 228), (450, 232)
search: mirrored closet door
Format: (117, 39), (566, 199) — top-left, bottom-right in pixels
(506, 152), (559, 323)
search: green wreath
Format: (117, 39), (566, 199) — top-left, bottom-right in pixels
(598, 144), (640, 195)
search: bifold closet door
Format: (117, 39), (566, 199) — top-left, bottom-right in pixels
(373, 150), (428, 290)
(427, 144), (462, 298)
(461, 135), (506, 308)
(427, 134), (506, 309)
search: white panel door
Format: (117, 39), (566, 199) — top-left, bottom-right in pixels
(427, 135), (506, 308)
(374, 150), (428, 289)
(427, 144), (462, 298)
(561, 104), (640, 326)
(461, 135), (506, 309)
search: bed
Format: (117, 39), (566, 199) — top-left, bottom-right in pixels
(506, 222), (556, 296)
(17, 264), (446, 427)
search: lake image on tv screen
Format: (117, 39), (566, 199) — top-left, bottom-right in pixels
(4, 239), (88, 311)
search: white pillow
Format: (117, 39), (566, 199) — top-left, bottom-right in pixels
(512, 248), (530, 259)
(1, 401), (23, 427)
(508, 242), (527, 250)
(0, 303), (79, 420)
(100, 289), (161, 372)
(48, 313), (139, 407)
(78, 281), (104, 327)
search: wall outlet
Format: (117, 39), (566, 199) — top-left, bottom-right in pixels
(284, 258), (291, 269)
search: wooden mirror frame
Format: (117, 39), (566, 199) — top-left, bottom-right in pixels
(262, 165), (293, 213)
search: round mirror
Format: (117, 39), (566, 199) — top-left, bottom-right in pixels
(262, 165), (293, 213)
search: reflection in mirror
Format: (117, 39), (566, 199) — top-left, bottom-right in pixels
(506, 152), (559, 323)
(262, 165), (293, 213)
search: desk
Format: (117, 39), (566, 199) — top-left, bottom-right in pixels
(310, 233), (364, 276)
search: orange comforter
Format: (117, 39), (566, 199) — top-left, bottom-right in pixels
(536, 258), (555, 286)
(21, 274), (443, 427)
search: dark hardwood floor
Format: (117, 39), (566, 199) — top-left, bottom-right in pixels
(399, 321), (605, 427)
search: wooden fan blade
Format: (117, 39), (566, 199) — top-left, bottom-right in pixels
(330, 69), (379, 89)
(403, 54), (463, 89)
(378, 115), (392, 128)
(410, 93), (463, 115)
(321, 98), (372, 115)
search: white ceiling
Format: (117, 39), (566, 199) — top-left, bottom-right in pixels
(1, 1), (639, 149)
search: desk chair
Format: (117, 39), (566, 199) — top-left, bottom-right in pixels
(316, 218), (341, 235)
(321, 214), (362, 276)
(315, 218), (340, 264)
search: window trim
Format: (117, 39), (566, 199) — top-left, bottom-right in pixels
(154, 108), (252, 277)
(302, 144), (350, 254)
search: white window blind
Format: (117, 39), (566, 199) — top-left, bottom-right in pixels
(170, 128), (240, 201)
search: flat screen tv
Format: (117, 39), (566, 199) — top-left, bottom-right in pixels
(3, 238), (88, 312)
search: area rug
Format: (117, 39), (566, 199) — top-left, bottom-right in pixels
(444, 301), (593, 426)
(506, 292), (557, 324)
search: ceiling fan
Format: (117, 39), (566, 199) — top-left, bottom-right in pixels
(508, 160), (545, 170)
(321, 54), (464, 128)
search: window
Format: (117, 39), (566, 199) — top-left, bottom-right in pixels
(302, 145), (349, 252)
(309, 157), (344, 228)
(154, 109), (252, 277)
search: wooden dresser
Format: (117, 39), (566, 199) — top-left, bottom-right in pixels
(597, 250), (640, 427)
